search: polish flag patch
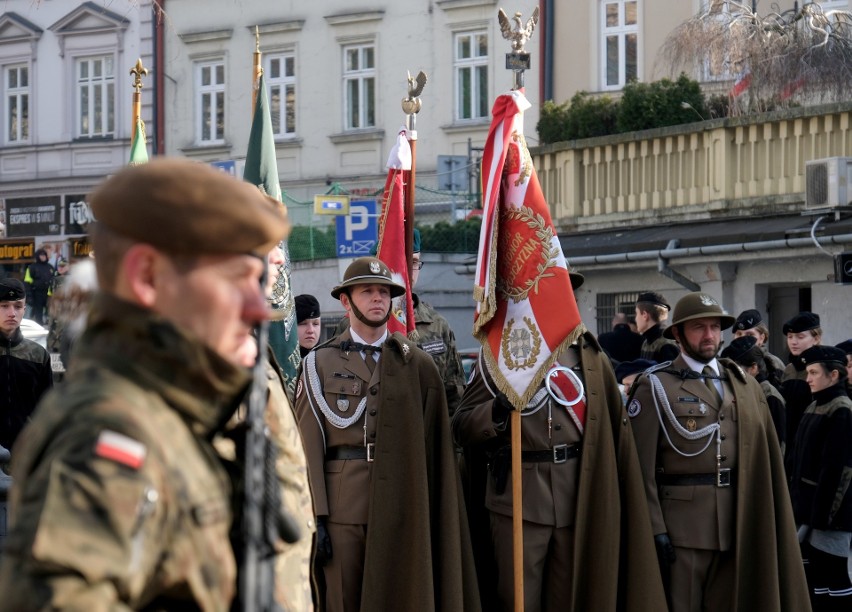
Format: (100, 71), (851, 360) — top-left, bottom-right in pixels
(94, 430), (147, 470)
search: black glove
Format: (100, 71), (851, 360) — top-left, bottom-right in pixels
(492, 392), (514, 425)
(315, 516), (333, 565)
(654, 533), (676, 598)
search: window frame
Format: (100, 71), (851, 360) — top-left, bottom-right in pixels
(3, 63), (30, 144)
(595, 290), (640, 336)
(195, 59), (226, 145)
(342, 42), (376, 131)
(454, 30), (489, 122)
(599, 0), (640, 91)
(75, 54), (116, 139)
(265, 52), (297, 138)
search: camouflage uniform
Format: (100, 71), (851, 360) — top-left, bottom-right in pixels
(0, 295), (249, 610)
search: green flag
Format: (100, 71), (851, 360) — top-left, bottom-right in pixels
(243, 73), (300, 392)
(129, 115), (148, 165)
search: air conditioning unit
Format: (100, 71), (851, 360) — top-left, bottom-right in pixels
(805, 157), (852, 210)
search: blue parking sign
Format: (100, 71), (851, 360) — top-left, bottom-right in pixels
(336, 199), (378, 257)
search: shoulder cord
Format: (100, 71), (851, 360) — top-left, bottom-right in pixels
(304, 350), (368, 430)
(648, 371), (720, 458)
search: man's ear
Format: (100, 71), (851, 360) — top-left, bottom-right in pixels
(339, 292), (351, 312)
(118, 244), (161, 307)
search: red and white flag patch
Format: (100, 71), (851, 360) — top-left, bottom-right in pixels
(94, 430), (147, 470)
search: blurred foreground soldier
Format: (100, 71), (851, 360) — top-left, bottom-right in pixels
(732, 308), (785, 388)
(295, 293), (322, 358)
(0, 158), (289, 610)
(635, 291), (679, 363)
(0, 278), (52, 451)
(597, 312), (643, 365)
(295, 257), (479, 612)
(721, 335), (786, 451)
(335, 229), (466, 415)
(629, 292), (809, 612)
(781, 312), (822, 457)
(787, 346), (852, 612)
(453, 272), (666, 612)
(46, 258), (98, 378)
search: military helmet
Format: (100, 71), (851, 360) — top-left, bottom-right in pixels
(663, 292), (736, 339)
(331, 257), (406, 299)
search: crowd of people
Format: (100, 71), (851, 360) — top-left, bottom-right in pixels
(0, 157), (849, 612)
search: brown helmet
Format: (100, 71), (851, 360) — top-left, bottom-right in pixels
(663, 292), (736, 339)
(331, 257), (406, 299)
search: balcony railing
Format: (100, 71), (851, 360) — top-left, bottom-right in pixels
(530, 101), (852, 232)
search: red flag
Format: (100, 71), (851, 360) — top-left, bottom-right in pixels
(779, 76), (806, 101)
(729, 69), (752, 98)
(473, 90), (584, 408)
(376, 128), (416, 337)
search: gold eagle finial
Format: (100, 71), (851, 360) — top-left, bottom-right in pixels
(498, 7), (540, 53)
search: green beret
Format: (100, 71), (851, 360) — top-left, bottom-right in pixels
(90, 157), (289, 256)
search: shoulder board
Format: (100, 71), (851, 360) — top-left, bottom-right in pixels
(718, 358), (747, 383)
(643, 360), (673, 375)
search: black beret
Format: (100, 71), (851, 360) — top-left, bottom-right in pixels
(90, 157), (290, 257)
(295, 294), (321, 323)
(782, 312), (820, 335)
(720, 336), (761, 366)
(801, 345), (847, 368)
(0, 278), (25, 301)
(636, 291), (670, 310)
(614, 359), (657, 384)
(734, 309), (762, 331)
(836, 340), (852, 356)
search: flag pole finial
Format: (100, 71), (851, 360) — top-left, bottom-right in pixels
(498, 6), (539, 90)
(401, 70), (427, 133)
(130, 58), (148, 94)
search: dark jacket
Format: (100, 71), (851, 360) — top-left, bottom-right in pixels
(788, 384), (852, 531)
(0, 327), (52, 450)
(781, 359), (811, 461)
(25, 250), (55, 296)
(639, 324), (679, 362)
(598, 323), (643, 364)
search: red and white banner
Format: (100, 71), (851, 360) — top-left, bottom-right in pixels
(376, 128), (416, 337)
(473, 90), (584, 408)
(729, 68), (752, 98)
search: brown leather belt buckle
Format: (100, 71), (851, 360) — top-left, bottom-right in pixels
(366, 443), (375, 463)
(716, 468), (731, 487)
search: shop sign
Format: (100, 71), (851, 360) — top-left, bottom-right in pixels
(6, 196), (61, 237)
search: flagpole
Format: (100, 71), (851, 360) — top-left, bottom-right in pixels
(402, 71), (427, 270)
(252, 26), (262, 116)
(499, 8), (537, 611)
(130, 59), (148, 143)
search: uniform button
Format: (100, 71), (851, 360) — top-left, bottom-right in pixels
(721, 434), (727, 441)
(370, 387), (378, 395)
(370, 409), (377, 416)
(369, 431), (376, 439)
(688, 409), (694, 414)
(719, 414), (725, 420)
(554, 424), (562, 431)
(721, 455), (728, 462)
(307, 519), (314, 529)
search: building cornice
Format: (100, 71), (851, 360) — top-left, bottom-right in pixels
(324, 10), (385, 26)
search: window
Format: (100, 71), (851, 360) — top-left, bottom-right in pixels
(601, 0), (638, 89)
(266, 53), (296, 137)
(196, 60), (225, 144)
(343, 44), (375, 130)
(596, 291), (640, 335)
(4, 64), (29, 143)
(76, 56), (115, 138)
(455, 31), (489, 121)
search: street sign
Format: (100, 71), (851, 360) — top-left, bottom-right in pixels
(314, 194), (350, 216)
(336, 199), (377, 257)
(210, 160), (236, 176)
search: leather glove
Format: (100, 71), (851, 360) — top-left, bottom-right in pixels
(654, 533), (676, 596)
(492, 392), (514, 425)
(315, 516), (333, 566)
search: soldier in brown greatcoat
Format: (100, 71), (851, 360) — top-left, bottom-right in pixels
(0, 158), (290, 610)
(453, 273), (666, 612)
(629, 292), (810, 612)
(294, 257), (479, 612)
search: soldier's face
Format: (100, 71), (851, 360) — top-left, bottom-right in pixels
(343, 283), (391, 325)
(409, 253), (421, 287)
(674, 317), (722, 363)
(154, 253), (268, 365)
(298, 317), (321, 350)
(0, 299), (24, 337)
(733, 327), (765, 346)
(846, 355), (852, 382)
(786, 331), (818, 356)
(805, 363), (838, 393)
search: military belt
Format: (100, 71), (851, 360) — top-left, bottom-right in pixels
(522, 443), (581, 464)
(656, 469), (734, 488)
(325, 444), (375, 462)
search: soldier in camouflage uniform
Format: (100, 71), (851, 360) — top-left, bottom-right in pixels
(335, 229), (466, 414)
(0, 159), (289, 610)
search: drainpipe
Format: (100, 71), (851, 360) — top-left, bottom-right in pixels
(657, 239), (700, 290)
(541, 0), (554, 102)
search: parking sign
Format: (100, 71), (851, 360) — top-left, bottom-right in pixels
(336, 199), (378, 257)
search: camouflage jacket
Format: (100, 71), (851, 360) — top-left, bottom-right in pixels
(0, 294), (250, 611)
